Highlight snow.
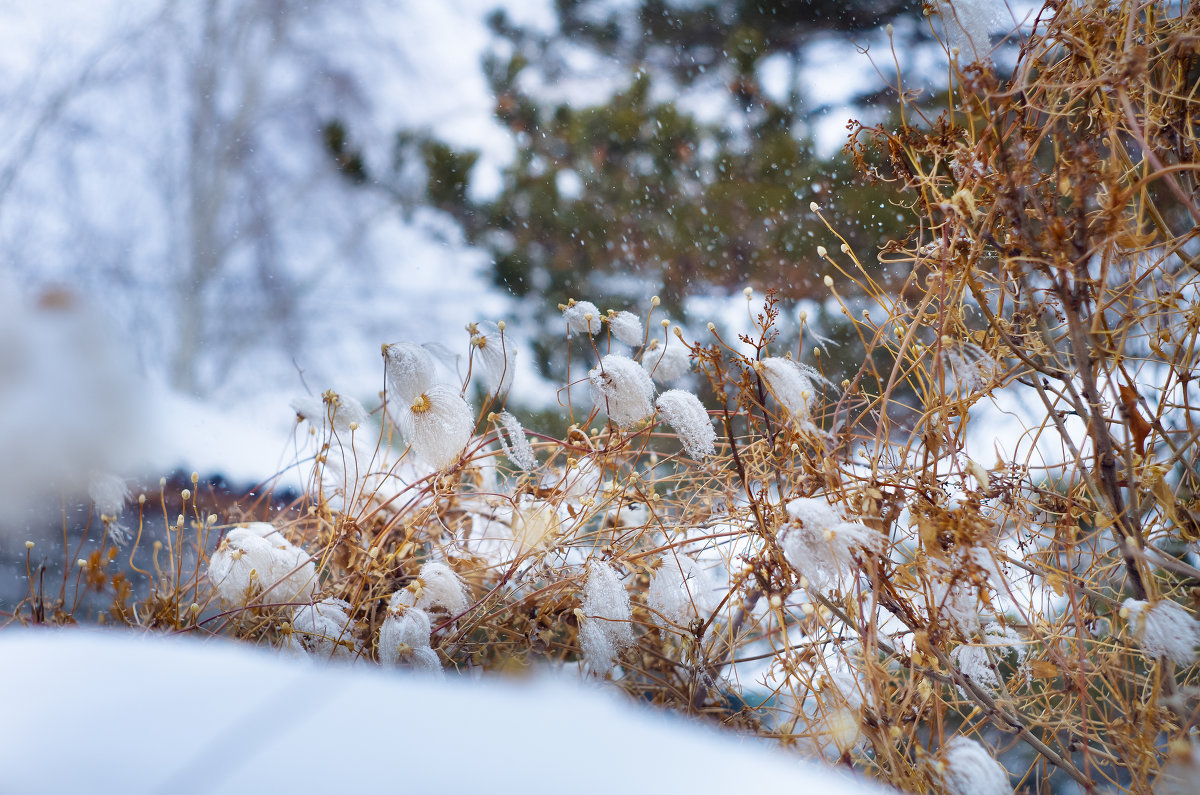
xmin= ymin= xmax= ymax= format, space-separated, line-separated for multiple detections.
xmin=0 ymin=629 xmax=888 ymax=794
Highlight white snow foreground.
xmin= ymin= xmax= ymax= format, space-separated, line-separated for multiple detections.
xmin=0 ymin=631 xmax=891 ymax=795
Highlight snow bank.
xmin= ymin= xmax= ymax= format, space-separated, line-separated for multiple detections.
xmin=0 ymin=629 xmax=889 ymax=794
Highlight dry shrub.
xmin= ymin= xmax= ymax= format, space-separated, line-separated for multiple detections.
xmin=7 ymin=2 xmax=1199 ymax=792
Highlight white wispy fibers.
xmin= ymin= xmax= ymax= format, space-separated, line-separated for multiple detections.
xmin=292 ymin=390 xmax=376 ymax=505
xmin=383 ymin=341 xmax=438 ymax=404
xmin=589 ymin=354 xmax=655 ymax=427
xmin=391 ymin=560 xmax=469 ymax=619
xmin=471 ymin=320 xmax=517 ymax=395
xmin=393 ymin=383 xmax=475 ymax=470
xmin=939 ymin=339 xmax=999 ymax=393
xmin=496 ymin=410 xmax=537 ymax=470
xmin=756 ymin=357 xmax=823 ymax=427
xmin=655 ymin=389 xmax=715 ymax=460
xmin=933 ymin=0 xmax=1003 ymax=63
xmin=291 ymin=597 xmax=359 ymax=661
xmin=206 ymin=523 xmax=317 ymax=607
xmin=642 ymin=336 xmax=691 ymax=384
xmin=778 ymin=497 xmax=883 ymax=594
xmin=647 ymin=555 xmax=715 ymax=627
xmin=1122 ymin=599 xmax=1200 ymax=665
xmin=379 ymin=601 xmax=442 ymax=675
xmin=939 ymin=737 xmax=1013 ymax=795
xmin=562 ymin=300 xmax=601 ymax=336
xmin=510 ymin=496 xmax=566 ymax=553
xmin=87 ymin=472 xmax=129 ymax=518
xmin=949 ymin=624 xmax=1025 ymax=697
xmin=1155 ymin=739 xmax=1200 ymax=795
xmin=607 ymin=310 xmax=644 ymax=347
xmin=579 ymin=561 xmax=636 ymax=675
xmin=290 ymin=391 xmax=368 ymax=434
xmin=88 ymin=471 xmax=131 ymax=544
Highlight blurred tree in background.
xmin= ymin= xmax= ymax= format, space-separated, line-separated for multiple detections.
xmin=332 ymin=0 xmax=937 ymax=379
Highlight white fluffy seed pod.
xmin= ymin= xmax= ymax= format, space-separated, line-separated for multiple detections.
xmin=394 ymin=383 xmax=474 ymax=470
xmin=88 ymin=471 xmax=131 ymax=545
xmin=563 ymin=300 xmax=601 ymax=336
xmin=496 ymin=410 xmax=536 ymax=470
xmin=654 ymin=389 xmax=715 ymax=460
xmin=778 ymin=497 xmax=882 ymax=594
xmin=1122 ymin=599 xmax=1200 ymax=665
xmin=939 ymin=737 xmax=1013 ymax=795
xmin=383 ymin=342 xmax=438 ymax=404
xmin=757 ymin=357 xmax=822 ymax=422
xmin=642 ymin=337 xmax=690 ymax=383
xmin=291 ymin=391 xmax=368 ymax=434
xmin=391 ymin=561 xmax=470 ymax=619
xmin=579 ymin=561 xmax=636 ymax=675
xmin=291 ymin=598 xmax=358 ymax=661
xmin=472 ymin=321 xmax=517 ymax=395
xmin=379 ymin=602 xmax=443 ymax=676
xmin=88 ymin=472 xmax=129 ymax=518
xmin=647 ymin=555 xmax=714 ymax=628
xmin=589 ymin=354 xmax=655 ymax=427
xmin=511 ymin=496 xmax=566 ymax=553
xmin=607 ymin=310 xmax=644 ymax=347
xmin=934 ymin=0 xmax=1002 ymax=63
xmin=207 ymin=525 xmax=317 ymax=607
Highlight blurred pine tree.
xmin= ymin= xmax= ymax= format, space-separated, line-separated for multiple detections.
xmin=332 ymin=1 xmax=932 ymax=379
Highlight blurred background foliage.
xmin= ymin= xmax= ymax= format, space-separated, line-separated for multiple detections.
xmin=327 ymin=0 xmax=942 ymax=380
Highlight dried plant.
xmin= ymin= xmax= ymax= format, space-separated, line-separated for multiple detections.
xmin=6 ymin=2 xmax=1198 ymax=793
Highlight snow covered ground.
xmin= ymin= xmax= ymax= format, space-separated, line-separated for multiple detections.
xmin=0 ymin=629 xmax=888 ymax=794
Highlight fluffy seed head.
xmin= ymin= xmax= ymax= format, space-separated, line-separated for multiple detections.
xmin=391 ymin=561 xmax=469 ymax=618
xmin=779 ymin=497 xmax=882 ymax=594
xmin=496 ymin=410 xmax=536 ymax=470
xmin=934 ymin=0 xmax=1002 ymax=63
xmin=379 ymin=603 xmax=443 ymax=675
xmin=394 ymin=384 xmax=474 ymax=470
xmin=606 ymin=311 xmax=644 ymax=346
xmin=647 ymin=556 xmax=713 ymax=627
xmin=291 ymin=598 xmax=358 ymax=661
xmin=757 ymin=358 xmax=822 ymax=423
xmin=579 ymin=561 xmax=636 ymax=675
xmin=939 ymin=737 xmax=1013 ymax=795
xmin=207 ymin=525 xmax=317 ymax=607
xmin=642 ymin=336 xmax=691 ymax=384
xmin=563 ymin=300 xmax=601 ymax=336
xmin=383 ymin=342 xmax=437 ymax=404
xmin=1123 ymin=599 xmax=1200 ymax=665
xmin=88 ymin=472 xmax=129 ymax=518
xmin=472 ymin=320 xmax=517 ymax=394
xmin=291 ymin=391 xmax=368 ymax=435
xmin=655 ymin=389 xmax=715 ymax=459
xmin=589 ymin=354 xmax=655 ymax=427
